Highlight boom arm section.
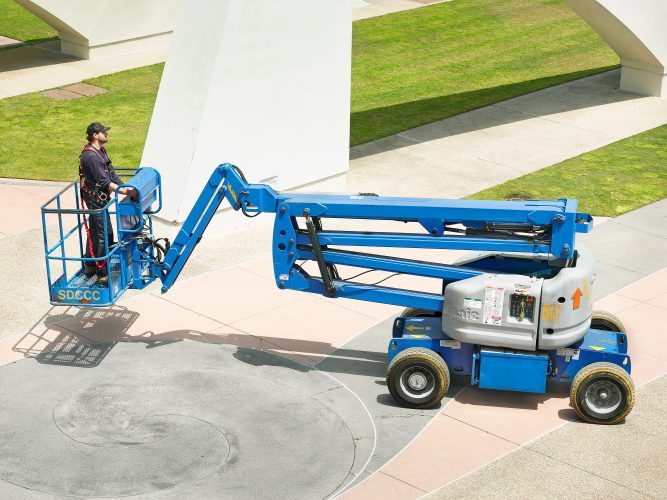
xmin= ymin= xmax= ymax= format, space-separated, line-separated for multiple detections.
xmin=158 ymin=164 xmax=279 ymax=292
xmin=158 ymin=164 xmax=593 ymax=314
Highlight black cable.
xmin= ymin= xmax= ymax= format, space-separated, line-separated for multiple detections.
xmin=229 ymin=169 xmax=260 ymax=218
xmin=344 ymin=268 xmax=376 ymax=281
xmin=136 ymin=232 xmax=171 ymax=265
xmin=241 ymin=202 xmax=260 ymax=218
xmin=369 ymin=272 xmax=401 ymax=286
xmin=153 ymin=241 xmax=166 ymax=262
xmin=231 ymin=164 xmax=249 ymax=183
xmin=342 ymin=267 xmax=402 ymax=285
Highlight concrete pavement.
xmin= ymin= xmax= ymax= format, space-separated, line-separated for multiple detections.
xmin=422 ymin=201 xmax=667 ymax=500
xmin=0 ymin=340 xmax=373 ymax=498
xmin=578 ymin=198 xmax=667 ymax=298
xmin=427 ymin=376 xmax=667 ymax=500
xmin=338 ymin=204 xmax=667 ymax=499
xmin=1 ymin=205 xmax=665 ymax=497
xmin=1 ymin=39 xmax=667 ymax=500
xmin=0 ymin=39 xmax=168 ymax=100
xmin=353 ymin=0 xmax=452 ymax=21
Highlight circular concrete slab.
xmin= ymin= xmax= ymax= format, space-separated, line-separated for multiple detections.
xmin=0 ymin=341 xmax=374 ymax=498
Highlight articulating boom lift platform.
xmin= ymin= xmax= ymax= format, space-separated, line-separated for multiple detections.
xmin=41 ymin=164 xmax=635 ymax=424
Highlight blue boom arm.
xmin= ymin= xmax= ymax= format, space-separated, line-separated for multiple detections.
xmin=157 ymin=163 xmax=593 ymax=313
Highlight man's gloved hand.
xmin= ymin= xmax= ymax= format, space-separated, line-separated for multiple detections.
xmin=115 ymin=185 xmax=139 ymax=200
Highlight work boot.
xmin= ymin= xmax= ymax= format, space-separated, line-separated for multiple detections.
xmin=96 ymin=274 xmax=109 ymax=286
xmin=84 ymin=264 xmax=97 ymax=276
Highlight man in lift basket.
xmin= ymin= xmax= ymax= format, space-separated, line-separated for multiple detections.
xmin=79 ymin=122 xmax=136 ymax=285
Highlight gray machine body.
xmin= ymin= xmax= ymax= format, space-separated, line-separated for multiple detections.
xmin=442 ymin=244 xmax=595 ymax=351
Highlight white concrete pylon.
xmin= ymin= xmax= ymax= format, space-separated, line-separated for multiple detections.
xmin=12 ymin=0 xmax=181 ymax=59
xmin=565 ymin=0 xmax=667 ymax=97
xmin=142 ymin=0 xmax=352 ymax=223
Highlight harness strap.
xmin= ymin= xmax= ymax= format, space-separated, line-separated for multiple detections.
xmin=79 ymin=146 xmax=108 ymax=191
xmin=82 ymin=145 xmax=106 ymax=162
xmin=79 ymin=146 xmax=109 ymax=272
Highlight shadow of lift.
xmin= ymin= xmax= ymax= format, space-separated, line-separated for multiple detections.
xmin=452 ymin=378 xmax=580 ymax=422
xmin=11 ymin=306 xmax=192 ymax=368
xmin=11 ymin=307 xmax=579 ymax=417
xmin=10 ymin=306 xmax=386 ymax=373
xmin=13 ymin=306 xmax=139 ymax=368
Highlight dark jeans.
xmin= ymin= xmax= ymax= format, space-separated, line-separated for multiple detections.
xmin=85 ymin=212 xmax=114 ymax=274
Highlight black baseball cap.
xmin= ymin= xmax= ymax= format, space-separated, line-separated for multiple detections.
xmin=86 ymin=122 xmax=110 ymax=136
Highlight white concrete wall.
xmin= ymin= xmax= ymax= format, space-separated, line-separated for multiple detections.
xmin=13 ymin=0 xmax=181 ymax=59
xmin=566 ymin=0 xmax=667 ymax=96
xmin=141 ymin=0 xmax=352 ymax=223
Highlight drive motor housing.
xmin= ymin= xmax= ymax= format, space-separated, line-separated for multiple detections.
xmin=442 ymin=244 xmax=595 ymax=351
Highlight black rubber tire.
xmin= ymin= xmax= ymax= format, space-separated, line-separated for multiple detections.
xmin=401 ymin=307 xmax=441 ymax=318
xmin=570 ymin=361 xmax=635 ymax=424
xmin=590 ymin=310 xmax=626 ymax=332
xmin=386 ymin=347 xmax=449 ymax=409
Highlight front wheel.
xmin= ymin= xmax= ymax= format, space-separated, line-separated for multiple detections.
xmin=387 ymin=347 xmax=449 ymax=409
xmin=570 ymin=362 xmax=635 ymax=424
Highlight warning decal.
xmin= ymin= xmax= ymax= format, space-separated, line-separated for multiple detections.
xmin=440 ymin=339 xmax=461 ymax=349
xmin=557 ymin=347 xmax=580 ymax=361
xmin=483 ymin=286 xmax=504 ymax=326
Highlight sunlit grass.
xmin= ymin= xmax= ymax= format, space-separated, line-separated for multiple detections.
xmin=468 ymin=124 xmax=667 ymax=216
xmin=0 ymin=0 xmax=56 ymax=43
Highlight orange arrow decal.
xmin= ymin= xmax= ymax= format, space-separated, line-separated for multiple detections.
xmin=572 ymin=288 xmax=583 ymax=310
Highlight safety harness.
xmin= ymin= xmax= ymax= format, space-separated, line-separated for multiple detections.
xmin=79 ymin=145 xmax=113 ymax=271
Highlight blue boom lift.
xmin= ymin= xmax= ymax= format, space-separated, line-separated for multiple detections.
xmin=41 ymin=164 xmax=635 ymax=424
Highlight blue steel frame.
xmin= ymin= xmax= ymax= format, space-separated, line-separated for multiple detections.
xmin=41 ymin=163 xmax=631 ymax=399
xmin=41 ymin=168 xmax=163 ymax=306
xmin=158 ymin=164 xmax=593 ymax=316
xmin=42 ymin=161 xmax=593 ymax=326
xmin=155 ymin=164 xmax=629 ymax=397
xmin=389 ymin=317 xmax=631 ymax=393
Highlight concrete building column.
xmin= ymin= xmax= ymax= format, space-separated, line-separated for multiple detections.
xmin=141 ymin=0 xmax=352 ymax=223
xmin=565 ymin=0 xmax=667 ymax=97
xmin=12 ymin=0 xmax=181 ymax=60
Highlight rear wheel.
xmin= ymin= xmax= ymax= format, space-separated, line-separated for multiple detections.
xmin=570 ymin=361 xmax=635 ymax=424
xmin=387 ymin=347 xmax=449 ymax=409
xmin=401 ymin=307 xmax=440 ymax=318
xmin=590 ymin=310 xmax=625 ymax=332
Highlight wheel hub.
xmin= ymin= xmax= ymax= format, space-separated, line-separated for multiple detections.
xmin=585 ymin=380 xmax=622 ymax=414
xmin=398 ymin=366 xmax=436 ymax=401
xmin=407 ymin=372 xmax=428 ymax=391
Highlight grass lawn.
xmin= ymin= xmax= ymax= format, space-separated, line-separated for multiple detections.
xmin=351 ymin=0 xmax=618 ymax=145
xmin=1 ymin=0 xmax=619 ymax=182
xmin=468 ymin=124 xmax=667 ymax=216
xmin=0 ymin=65 xmax=162 ymax=181
xmin=0 ymin=0 xmax=56 ymax=43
